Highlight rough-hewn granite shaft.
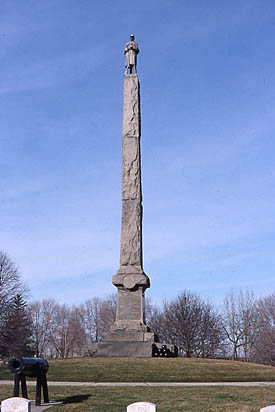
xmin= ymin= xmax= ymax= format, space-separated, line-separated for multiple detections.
xmin=111 ymin=73 xmax=151 ymax=335
xmin=120 ymin=74 xmax=142 ymax=268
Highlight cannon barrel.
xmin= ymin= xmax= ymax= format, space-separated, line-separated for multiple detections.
xmin=8 ymin=357 xmax=49 ymax=378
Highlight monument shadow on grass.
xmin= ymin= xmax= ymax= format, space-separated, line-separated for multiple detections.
xmin=56 ymin=394 xmax=91 ymax=404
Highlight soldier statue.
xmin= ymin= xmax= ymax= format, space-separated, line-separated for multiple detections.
xmin=124 ymin=34 xmax=139 ymax=74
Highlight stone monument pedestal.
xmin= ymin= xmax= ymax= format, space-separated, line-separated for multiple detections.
xmin=97 ymin=266 xmax=158 ymax=357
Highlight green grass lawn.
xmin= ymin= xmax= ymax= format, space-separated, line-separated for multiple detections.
xmin=1 ymin=384 xmax=275 ymax=412
xmin=1 ymin=358 xmax=275 ymax=382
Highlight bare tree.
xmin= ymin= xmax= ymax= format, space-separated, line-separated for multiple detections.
xmin=29 ymin=294 xmax=116 ymax=358
xmin=99 ymin=294 xmax=116 ymax=335
xmin=0 ymin=251 xmax=28 ymax=316
xmin=251 ymin=293 xmax=275 ymax=365
xmin=147 ymin=291 xmax=223 ymax=357
xmin=82 ymin=297 xmax=102 ymax=342
xmin=170 ymin=291 xmax=223 ymax=357
xmin=48 ymin=302 xmax=86 ymax=358
xmin=67 ymin=306 xmax=87 ymax=356
xmin=29 ymin=299 xmax=56 ymax=357
xmin=82 ymin=294 xmax=116 ymax=342
xmin=145 ymin=297 xmax=168 ymax=342
xmin=197 ymin=300 xmax=224 ymax=358
xmin=144 ymin=297 xmax=159 ymax=329
xmin=221 ymin=289 xmax=256 ymax=360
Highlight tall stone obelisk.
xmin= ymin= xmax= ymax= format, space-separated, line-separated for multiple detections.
xmin=98 ymin=35 xmax=156 ymax=357
xmin=112 ymin=41 xmax=152 ymax=336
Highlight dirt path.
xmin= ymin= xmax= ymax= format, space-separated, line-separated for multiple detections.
xmin=1 ymin=381 xmax=275 ymax=387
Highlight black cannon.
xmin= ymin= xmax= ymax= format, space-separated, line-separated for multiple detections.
xmin=8 ymin=357 xmax=49 ymax=406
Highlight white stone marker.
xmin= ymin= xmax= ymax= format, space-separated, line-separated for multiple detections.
xmin=1 ymin=397 xmax=31 ymax=412
xmin=260 ymin=406 xmax=275 ymax=412
xmin=127 ymin=402 xmax=157 ymax=412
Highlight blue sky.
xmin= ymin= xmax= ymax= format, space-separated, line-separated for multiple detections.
xmin=1 ymin=0 xmax=275 ymax=306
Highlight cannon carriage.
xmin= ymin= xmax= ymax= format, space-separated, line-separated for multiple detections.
xmin=8 ymin=357 xmax=49 ymax=406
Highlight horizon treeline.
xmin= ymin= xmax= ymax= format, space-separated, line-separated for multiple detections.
xmin=1 ymin=251 xmax=274 ymax=365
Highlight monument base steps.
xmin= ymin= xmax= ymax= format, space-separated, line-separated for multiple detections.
xmin=97 ymin=341 xmax=153 ymax=357
xmin=102 ymin=330 xmax=157 ymax=342
xmin=88 ymin=341 xmax=176 ymax=358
